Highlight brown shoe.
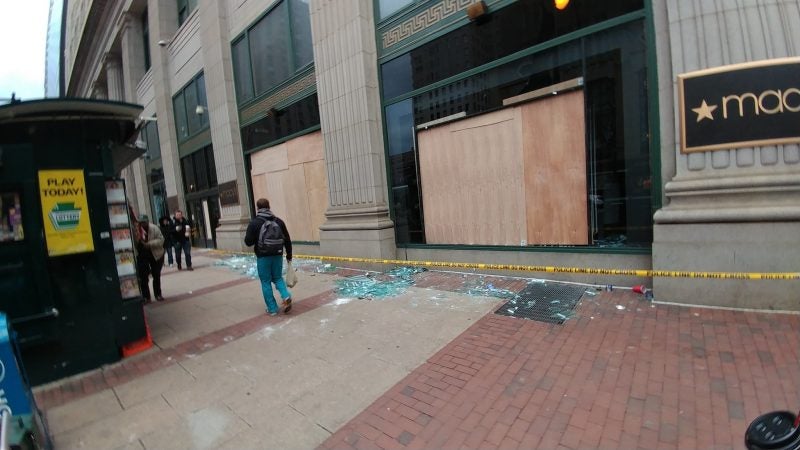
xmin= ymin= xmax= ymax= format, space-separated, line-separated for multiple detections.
xmin=283 ymin=298 xmax=292 ymax=314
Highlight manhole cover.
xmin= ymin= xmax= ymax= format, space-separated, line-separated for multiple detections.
xmin=495 ymin=282 xmax=586 ymax=324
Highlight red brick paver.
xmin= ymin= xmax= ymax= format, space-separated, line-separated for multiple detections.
xmin=321 ymin=289 xmax=800 ymax=449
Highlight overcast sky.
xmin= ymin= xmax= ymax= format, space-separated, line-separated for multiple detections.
xmin=0 ymin=1 xmax=50 ymax=102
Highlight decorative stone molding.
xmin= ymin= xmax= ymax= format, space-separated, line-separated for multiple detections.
xmin=381 ymin=0 xmax=479 ymax=50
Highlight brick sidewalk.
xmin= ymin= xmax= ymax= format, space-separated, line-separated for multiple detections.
xmin=321 ymin=286 xmax=800 ymax=449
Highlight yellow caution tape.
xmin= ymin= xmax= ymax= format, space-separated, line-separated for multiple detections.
xmin=294 ymin=254 xmax=800 ymax=281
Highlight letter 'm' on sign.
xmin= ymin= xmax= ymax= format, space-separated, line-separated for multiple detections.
xmin=678 ymin=57 xmax=800 ymax=153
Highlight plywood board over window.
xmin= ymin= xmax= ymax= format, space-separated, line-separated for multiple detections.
xmin=249 ymin=131 xmax=328 ymax=241
xmin=417 ymin=89 xmax=588 ymax=246
xmin=521 ymin=90 xmax=588 ymax=245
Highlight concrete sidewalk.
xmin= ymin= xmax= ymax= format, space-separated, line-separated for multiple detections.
xmin=34 ymin=250 xmax=800 ymax=449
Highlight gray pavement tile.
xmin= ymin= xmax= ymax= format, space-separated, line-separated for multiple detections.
xmin=217 ymin=404 xmax=330 ymax=450
xmin=222 ymin=383 xmax=286 ymax=428
xmin=52 ymin=395 xmax=181 ymax=449
xmin=112 ymin=440 xmax=145 ymax=450
xmin=46 ymin=389 xmax=123 ymax=435
xmin=289 ymin=354 xmax=408 ymax=432
xmin=161 ymin=371 xmax=254 ymax=414
xmin=139 ymin=405 xmax=250 ymax=450
xmin=113 ymin=363 xmax=195 ymax=409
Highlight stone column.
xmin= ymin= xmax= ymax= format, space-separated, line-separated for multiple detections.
xmin=310 ymin=0 xmax=396 ymax=259
xmin=196 ymin=0 xmax=251 ymax=251
xmin=118 ymin=11 xmax=149 ymax=216
xmin=652 ymin=1 xmax=800 ymax=310
xmin=92 ymin=81 xmax=107 ymax=99
xmin=119 ymin=12 xmax=145 ymax=103
xmin=105 ymin=54 xmax=124 ymax=101
xmin=147 ymin=0 xmax=183 ymax=215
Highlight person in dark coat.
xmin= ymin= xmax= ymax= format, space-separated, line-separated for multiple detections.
xmin=171 ymin=210 xmax=193 ymax=270
xmin=244 ymin=198 xmax=292 ymax=316
xmin=159 ymin=215 xmax=174 ymax=267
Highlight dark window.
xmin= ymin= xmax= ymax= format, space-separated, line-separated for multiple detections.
xmin=173 ymin=91 xmax=188 ymax=140
xmin=145 ymin=121 xmax=161 ymax=160
xmin=177 ymin=0 xmax=197 ymax=27
xmin=206 ymin=146 xmax=217 ymax=187
xmin=232 ymin=0 xmax=315 ymax=102
xmin=177 ymin=0 xmax=187 ymax=25
xmin=185 ymin=78 xmax=201 ymax=135
xmin=193 ymin=150 xmax=209 ymax=192
xmin=290 ymin=0 xmax=313 ymax=68
xmin=142 ymin=8 xmax=150 ymax=71
xmin=384 ymin=19 xmax=651 ymax=247
xmin=380 ymin=0 xmax=643 ymax=100
xmin=385 ymin=99 xmax=423 ymax=243
xmin=232 ymin=38 xmax=254 ymax=102
xmin=181 ymin=156 xmax=196 ymax=193
xmin=149 ymin=168 xmax=167 ymax=218
xmin=249 ymin=2 xmax=291 ymax=94
xmin=241 ymin=94 xmax=321 ymax=152
xmin=172 ymin=73 xmax=209 ymax=142
xmin=196 ymin=73 xmax=208 ymax=128
xmin=0 ymin=191 xmax=24 ymax=243
xmin=180 ymin=145 xmax=217 ymax=194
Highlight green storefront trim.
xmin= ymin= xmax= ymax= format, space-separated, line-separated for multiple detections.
xmin=239 ymin=80 xmax=317 ymax=128
xmin=178 ymin=128 xmax=212 ymax=158
xmin=237 ymin=65 xmax=316 ymax=122
xmin=242 ymin=124 xmax=322 ymax=156
xmin=376 ymin=0 xmax=516 ymax=60
xmin=644 ymin=0 xmax=662 ymax=211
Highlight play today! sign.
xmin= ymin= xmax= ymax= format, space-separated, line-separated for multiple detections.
xmin=38 ymin=169 xmax=95 ymax=256
xmin=679 ymin=57 xmax=800 ymax=153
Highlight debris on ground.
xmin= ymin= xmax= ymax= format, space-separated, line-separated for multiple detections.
xmin=334 ymin=266 xmax=426 ymax=299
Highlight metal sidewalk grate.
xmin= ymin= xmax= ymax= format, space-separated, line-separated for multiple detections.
xmin=494 ymin=282 xmax=586 ymax=324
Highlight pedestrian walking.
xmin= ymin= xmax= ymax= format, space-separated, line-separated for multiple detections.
xmin=172 ymin=210 xmax=193 ymax=271
xmin=244 ymin=198 xmax=293 ymax=316
xmin=158 ymin=215 xmax=174 ymax=267
xmin=134 ymin=214 xmax=165 ymax=302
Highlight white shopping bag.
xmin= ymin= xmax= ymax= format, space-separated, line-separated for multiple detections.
xmin=285 ymin=260 xmax=298 ymax=287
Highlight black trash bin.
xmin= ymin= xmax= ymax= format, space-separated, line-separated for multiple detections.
xmin=745 ymin=410 xmax=800 ymax=450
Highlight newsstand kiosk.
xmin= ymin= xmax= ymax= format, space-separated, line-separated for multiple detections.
xmin=0 ymin=99 xmax=149 ymax=389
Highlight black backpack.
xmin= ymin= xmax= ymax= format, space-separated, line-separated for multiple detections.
xmin=256 ymin=217 xmax=284 ymax=255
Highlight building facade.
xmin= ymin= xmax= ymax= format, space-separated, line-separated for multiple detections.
xmin=45 ymin=0 xmax=65 ymax=97
xmin=63 ymin=0 xmax=800 ymax=310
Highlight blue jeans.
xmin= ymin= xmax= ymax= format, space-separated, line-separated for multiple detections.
xmin=256 ymin=255 xmax=291 ymax=313
xmin=174 ymin=240 xmax=192 ymax=268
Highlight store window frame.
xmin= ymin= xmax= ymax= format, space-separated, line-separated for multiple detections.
xmin=172 ymin=72 xmax=209 ymax=144
xmin=379 ymin=9 xmax=657 ymax=253
xmin=230 ymin=0 xmax=314 ymax=106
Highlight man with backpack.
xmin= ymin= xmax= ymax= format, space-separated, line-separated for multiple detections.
xmin=244 ymin=198 xmax=293 ymax=316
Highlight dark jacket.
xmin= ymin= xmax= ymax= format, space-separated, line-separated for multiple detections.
xmin=244 ymin=208 xmax=292 ymax=260
xmin=172 ymin=217 xmax=192 ymax=244
xmin=158 ymin=216 xmax=174 ymax=247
